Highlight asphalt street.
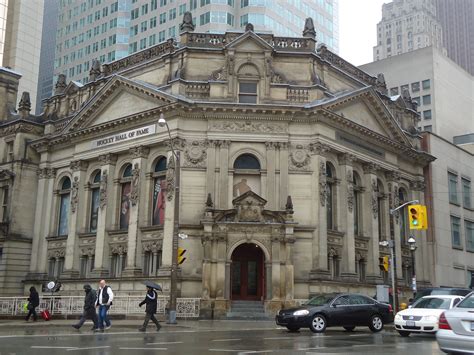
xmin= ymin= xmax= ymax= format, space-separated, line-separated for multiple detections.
xmin=0 ymin=320 xmax=444 ymax=355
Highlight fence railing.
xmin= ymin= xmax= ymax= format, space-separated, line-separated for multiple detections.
xmin=0 ymin=296 xmax=201 ymax=318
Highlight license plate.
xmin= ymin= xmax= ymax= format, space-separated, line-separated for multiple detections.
xmin=471 ymin=322 xmax=474 ymax=331
xmin=406 ymin=321 xmax=415 ymax=327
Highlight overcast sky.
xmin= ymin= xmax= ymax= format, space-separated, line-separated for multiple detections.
xmin=338 ymin=0 xmax=387 ymax=66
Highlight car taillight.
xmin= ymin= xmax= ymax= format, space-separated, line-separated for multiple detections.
xmin=388 ymin=304 xmax=393 ymax=313
xmin=438 ymin=312 xmax=451 ymax=330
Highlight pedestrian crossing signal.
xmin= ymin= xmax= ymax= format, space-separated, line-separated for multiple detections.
xmin=177 ymin=247 xmax=186 ymax=265
xmin=408 ymin=204 xmax=428 ymax=230
xmin=379 ymin=256 xmax=389 ymax=272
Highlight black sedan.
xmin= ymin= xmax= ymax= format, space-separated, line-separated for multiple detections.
xmin=276 ymin=293 xmax=393 ymax=333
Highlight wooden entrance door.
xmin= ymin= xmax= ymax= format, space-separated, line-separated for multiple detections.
xmin=231 ymin=243 xmax=264 ymax=300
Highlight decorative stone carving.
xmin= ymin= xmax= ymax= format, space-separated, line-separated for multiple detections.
xmin=184 ymin=140 xmax=207 ymax=168
xmin=303 ymin=17 xmax=316 ymax=38
xmin=47 ymin=248 xmax=66 ymax=259
xmin=386 ymin=171 xmax=401 ymax=183
xmin=338 ymin=153 xmax=356 ymax=166
xmin=130 ymin=163 xmax=140 ymax=206
xmin=98 ymin=153 xmax=118 ymax=165
xmin=70 ymin=160 xmax=88 ymax=171
xmin=89 ymin=59 xmax=101 ymax=81
xmin=347 ymin=169 xmax=354 ymax=212
xmin=179 ymin=11 xmax=195 ymax=33
xmin=70 ymin=176 xmax=79 ymax=213
xmin=205 ymin=193 xmax=213 ymax=208
xmin=410 ymin=179 xmax=425 ymax=191
xmin=142 ymin=240 xmax=163 ymax=253
xmin=245 ymin=23 xmax=254 ymax=32
xmin=0 ymin=169 xmax=14 ymax=181
xmin=309 ymin=141 xmax=331 ymax=156
xmin=376 ymin=73 xmax=388 ymax=95
xmin=110 ymin=244 xmax=127 ymax=255
xmin=363 ymin=162 xmax=379 ymax=174
xmin=210 ymin=121 xmax=287 ymax=134
xmin=289 ymin=144 xmax=311 ymax=171
xmin=285 ymin=195 xmax=294 ymax=211
xmin=371 ymin=178 xmax=378 ymax=219
xmin=37 ymin=167 xmax=56 ymax=179
xmin=166 ymin=156 xmax=176 ymax=201
xmin=99 ymin=170 xmax=108 ymax=209
xmin=55 ymin=74 xmax=67 ymax=95
xmin=129 ymin=146 xmax=150 ymax=159
xmin=18 ymin=92 xmax=31 ymax=114
xmin=80 ymin=247 xmax=95 ymax=257
xmin=265 ymin=57 xmax=288 ymax=83
xmin=319 ymin=161 xmax=327 ymax=206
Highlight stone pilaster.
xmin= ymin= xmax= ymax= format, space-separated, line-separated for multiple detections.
xmin=265 ymin=142 xmax=277 ymax=210
xmin=92 ymin=153 xmax=117 ymax=277
xmin=206 ymin=141 xmax=217 ymax=204
xmin=218 ymin=140 xmax=230 ymax=209
xmin=279 ymin=142 xmax=289 ymax=210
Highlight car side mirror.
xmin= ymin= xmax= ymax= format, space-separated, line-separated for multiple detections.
xmin=332 ymin=303 xmax=338 ymax=308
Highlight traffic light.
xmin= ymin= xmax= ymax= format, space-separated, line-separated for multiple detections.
xmin=408 ymin=204 xmax=428 ymax=230
xmin=379 ymin=256 xmax=389 ymax=272
xmin=177 ymin=247 xmax=186 ymax=265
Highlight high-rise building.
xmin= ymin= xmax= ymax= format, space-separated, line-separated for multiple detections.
xmin=435 ymin=0 xmax=474 ymax=75
xmin=373 ymin=0 xmax=443 ymax=61
xmin=54 ymin=0 xmax=339 ymax=85
xmin=36 ymin=0 xmax=60 ymax=114
xmin=0 ymin=0 xmax=44 ymax=111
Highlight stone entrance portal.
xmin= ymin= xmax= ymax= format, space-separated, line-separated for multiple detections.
xmin=231 ymin=243 xmax=265 ymax=300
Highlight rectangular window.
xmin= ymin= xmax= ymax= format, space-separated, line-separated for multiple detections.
xmin=411 ymin=82 xmax=420 ymax=92
xmin=451 ymin=216 xmax=461 ymax=248
xmin=462 ymin=178 xmax=471 ymax=209
xmin=239 ymin=82 xmax=257 ymax=103
xmin=449 ymin=172 xmax=458 ymax=204
xmin=179 ymin=3 xmax=186 ymax=15
xmin=141 ymin=4 xmax=148 ymax=15
xmin=149 ymin=34 xmax=156 ymax=46
xmin=1 ymin=187 xmax=9 ymax=222
xmin=5 ymin=141 xmax=13 ymax=162
xmin=140 ymin=38 xmax=147 ymax=49
xmin=159 ymin=12 xmax=166 ymax=24
xmin=160 ymin=0 xmax=167 ymax=6
xmin=151 ymin=0 xmax=158 ymax=10
xmin=169 ymin=26 xmax=176 ymax=38
xmin=141 ymin=20 xmax=147 ymax=32
xmin=169 ymin=7 xmax=176 ymax=20
xmin=158 ymin=30 xmax=166 ymax=42
xmin=131 ymin=8 xmax=139 ymax=19
xmin=201 ymin=0 xmax=210 ymax=6
xmin=422 ymin=79 xmax=430 ymax=90
xmin=150 ymin=17 xmax=157 ymax=28
xmin=190 ymin=0 xmax=197 ymax=10
xmin=422 ymin=94 xmax=431 ymax=105
xmin=200 ymin=11 xmax=210 ymax=25
xmin=423 ymin=125 xmax=432 ymax=132
xmin=423 ymin=110 xmax=432 ymax=119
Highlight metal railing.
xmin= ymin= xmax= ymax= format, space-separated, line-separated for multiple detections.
xmin=0 ymin=296 xmax=201 ymax=318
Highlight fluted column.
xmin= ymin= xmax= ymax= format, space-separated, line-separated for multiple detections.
xmin=363 ymin=162 xmax=383 ymax=284
xmin=63 ymin=160 xmax=88 ymax=278
xmin=92 ymin=153 xmax=117 ymax=277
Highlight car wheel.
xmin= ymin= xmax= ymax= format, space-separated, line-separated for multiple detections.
xmin=397 ymin=330 xmax=410 ymax=337
xmin=368 ymin=314 xmax=384 ymax=332
xmin=343 ymin=326 xmax=356 ymax=332
xmin=286 ymin=325 xmax=300 ymax=332
xmin=309 ymin=314 xmax=327 ymax=333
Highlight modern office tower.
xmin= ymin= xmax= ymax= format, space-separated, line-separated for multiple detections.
xmin=0 ymin=0 xmax=44 ymax=111
xmin=373 ymin=0 xmax=443 ymax=61
xmin=435 ymin=0 xmax=474 ymax=75
xmin=54 ymin=0 xmax=339 ymax=84
xmin=36 ymin=0 xmax=60 ymax=114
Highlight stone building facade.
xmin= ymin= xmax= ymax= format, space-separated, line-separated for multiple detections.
xmin=0 ymin=16 xmax=434 ymax=315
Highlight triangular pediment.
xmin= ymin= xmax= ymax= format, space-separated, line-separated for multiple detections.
xmin=232 ymin=190 xmax=267 ymax=207
xmin=323 ymin=88 xmax=411 ymax=146
xmin=62 ymin=76 xmax=177 ymax=133
xmin=225 ymin=31 xmax=274 ymax=52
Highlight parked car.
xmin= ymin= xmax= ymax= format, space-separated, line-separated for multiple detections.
xmin=413 ymin=287 xmax=471 ymax=303
xmin=394 ymin=295 xmax=464 ymax=337
xmin=276 ymin=293 xmax=393 ymax=333
xmin=436 ymin=292 xmax=474 ymax=354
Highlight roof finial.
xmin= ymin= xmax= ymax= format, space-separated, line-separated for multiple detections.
xmin=55 ymin=74 xmax=67 ymax=95
xmin=303 ymin=17 xmax=316 ymax=38
xmin=18 ymin=91 xmax=31 ymax=116
xmin=89 ymin=59 xmax=102 ymax=81
xmin=245 ymin=23 xmax=254 ymax=32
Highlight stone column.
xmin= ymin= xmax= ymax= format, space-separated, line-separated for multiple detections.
xmin=309 ymin=142 xmax=331 ymax=279
xmin=206 ymin=141 xmax=217 ymax=202
xmin=271 ymin=236 xmax=281 ymax=300
xmin=265 ymin=142 xmax=277 ymax=210
xmin=363 ymin=163 xmax=382 ymax=284
xmin=92 ymin=153 xmax=117 ymax=277
xmin=338 ymin=153 xmax=357 ymax=281
xmin=123 ymin=146 xmax=149 ymax=276
xmin=28 ymin=167 xmax=56 ymax=278
xmin=279 ymin=142 xmax=289 ymax=210
xmin=63 ymin=160 xmax=88 ymax=278
xmin=387 ymin=172 xmax=403 ymax=279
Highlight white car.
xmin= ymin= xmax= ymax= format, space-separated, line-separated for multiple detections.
xmin=437 ymin=292 xmax=474 ymax=354
xmin=394 ymin=295 xmax=464 ymax=336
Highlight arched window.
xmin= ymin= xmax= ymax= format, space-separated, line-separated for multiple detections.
xmin=57 ymin=177 xmax=71 ymax=236
xmin=152 ymin=157 xmax=167 ymax=226
xmin=233 ymin=153 xmax=261 ymax=197
xmin=89 ymin=170 xmax=101 ymax=233
xmin=376 ymin=179 xmax=385 ymax=240
xmin=353 ymin=172 xmax=362 ymax=236
xmin=399 ymin=188 xmax=408 ymax=245
xmin=326 ymin=162 xmax=336 ymax=230
xmin=119 ymin=164 xmax=132 ymax=230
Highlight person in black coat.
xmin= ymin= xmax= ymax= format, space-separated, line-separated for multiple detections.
xmin=138 ymin=286 xmax=161 ymax=332
xmin=25 ymin=286 xmax=39 ymax=321
xmin=72 ymin=284 xmax=99 ymax=331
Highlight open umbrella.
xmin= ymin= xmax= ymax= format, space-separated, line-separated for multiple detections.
xmin=143 ymin=280 xmax=162 ymax=292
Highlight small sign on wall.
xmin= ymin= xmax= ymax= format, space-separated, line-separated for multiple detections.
xmin=91 ymin=124 xmax=156 ymax=149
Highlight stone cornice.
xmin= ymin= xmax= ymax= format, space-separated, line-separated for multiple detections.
xmin=0 ymin=120 xmax=44 ymax=137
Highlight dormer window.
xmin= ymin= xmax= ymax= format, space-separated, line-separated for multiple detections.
xmin=239 ymin=82 xmax=257 ymax=104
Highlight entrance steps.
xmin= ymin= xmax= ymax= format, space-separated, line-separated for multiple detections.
xmin=226 ymin=301 xmax=271 ymax=320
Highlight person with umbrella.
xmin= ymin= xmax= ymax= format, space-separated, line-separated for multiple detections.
xmin=138 ymin=281 xmax=162 ymax=332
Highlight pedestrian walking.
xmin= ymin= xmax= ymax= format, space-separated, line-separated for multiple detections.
xmin=72 ymin=284 xmax=99 ymax=331
xmin=95 ymin=279 xmax=114 ymax=331
xmin=138 ymin=286 xmax=161 ymax=332
xmin=25 ymin=286 xmax=39 ymax=322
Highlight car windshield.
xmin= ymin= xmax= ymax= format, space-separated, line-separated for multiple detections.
xmin=456 ymin=294 xmax=474 ymax=309
xmin=412 ymin=297 xmax=451 ymax=309
xmin=305 ymin=294 xmax=335 ymax=306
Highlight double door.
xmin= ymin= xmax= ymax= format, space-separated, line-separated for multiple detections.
xmin=231 ymin=243 xmax=264 ymax=300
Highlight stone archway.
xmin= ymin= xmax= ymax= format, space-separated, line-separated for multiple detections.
xmin=230 ymin=243 xmax=265 ymax=301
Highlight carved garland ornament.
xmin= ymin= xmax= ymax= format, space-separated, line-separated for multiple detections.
xmin=71 ymin=176 xmax=79 ymax=213
xmin=289 ymin=145 xmax=311 ymax=170
xmin=371 ymin=178 xmax=378 ymax=219
xmin=319 ymin=161 xmax=327 ymax=207
xmin=130 ymin=163 xmax=140 ymax=206
xmin=166 ymin=156 xmax=176 ymax=201
xmin=347 ymin=169 xmax=354 ymax=212
xmin=99 ymin=170 xmax=108 ymax=209
xmin=184 ymin=140 xmax=207 ymax=167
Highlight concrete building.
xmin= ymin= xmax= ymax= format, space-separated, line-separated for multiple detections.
xmin=54 ymin=0 xmax=338 ymax=85
xmin=373 ymin=0 xmax=443 ymax=61
xmin=0 ymin=0 xmax=44 ymax=112
xmin=436 ymin=0 xmax=474 ymax=76
xmin=36 ymin=0 xmax=60 ymax=114
xmin=0 ymin=17 xmax=433 ymax=317
xmin=422 ymin=132 xmax=474 ymax=288
xmin=360 ymin=46 xmax=474 ymax=142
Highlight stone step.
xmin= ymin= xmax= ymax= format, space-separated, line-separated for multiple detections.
xmin=230 ymin=304 xmax=265 ymax=310
xmin=226 ymin=312 xmax=272 ymax=320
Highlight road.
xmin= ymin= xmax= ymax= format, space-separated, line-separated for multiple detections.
xmin=0 ymin=320 xmax=444 ymax=354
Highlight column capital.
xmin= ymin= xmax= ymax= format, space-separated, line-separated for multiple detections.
xmin=337 ymin=153 xmax=357 ymax=165
xmin=309 ymin=141 xmax=331 ymax=156
xmin=409 ymin=179 xmax=425 ymax=191
xmin=385 ymin=170 xmax=401 ymax=182
xmin=70 ymin=159 xmax=88 ymax=172
xmin=37 ymin=167 xmax=56 ymax=179
xmin=98 ymin=153 xmax=118 ymax=165
xmin=129 ymin=145 xmax=150 ymax=159
xmin=362 ymin=162 xmax=380 ymax=174
xmin=265 ymin=141 xmax=278 ymax=150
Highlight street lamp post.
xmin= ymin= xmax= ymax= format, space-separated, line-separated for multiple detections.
xmin=407 ymin=236 xmax=417 ymax=299
xmin=158 ymin=113 xmax=179 ymax=325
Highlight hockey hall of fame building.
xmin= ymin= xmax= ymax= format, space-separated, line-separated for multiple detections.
xmin=0 ymin=15 xmax=434 ymax=317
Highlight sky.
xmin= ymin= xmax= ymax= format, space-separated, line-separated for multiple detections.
xmin=338 ymin=0 xmax=387 ymax=66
